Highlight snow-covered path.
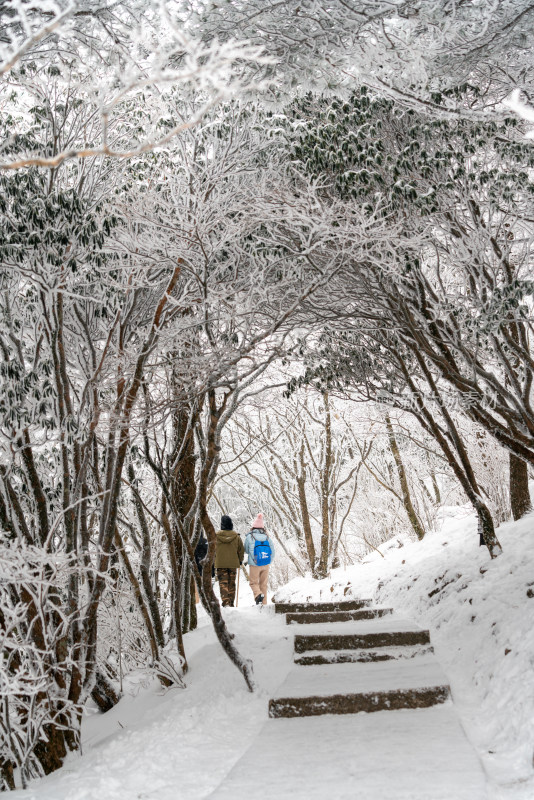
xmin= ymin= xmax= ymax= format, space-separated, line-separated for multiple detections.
xmin=12 ymin=598 xmax=487 ymax=800
xmin=211 ymin=602 xmax=487 ymax=799
xmin=210 ymin=707 xmax=486 ymax=800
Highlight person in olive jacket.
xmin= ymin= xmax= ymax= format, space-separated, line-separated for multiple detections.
xmin=215 ymin=515 xmax=244 ymax=607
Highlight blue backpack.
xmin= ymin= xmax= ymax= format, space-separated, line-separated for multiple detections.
xmin=253 ymin=534 xmax=272 ymax=566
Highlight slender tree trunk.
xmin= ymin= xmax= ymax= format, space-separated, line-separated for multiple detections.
xmin=170 ymin=388 xmax=198 ymax=634
xmin=504 ymin=314 xmax=532 ymax=521
xmin=317 ymin=392 xmax=333 ymax=578
xmin=296 ymin=443 xmax=316 ymax=574
xmin=198 ymin=503 xmax=255 ymax=692
xmin=161 ymin=508 xmax=188 ymax=670
xmin=145 ymin=386 xmax=254 ymax=691
xmin=509 ymin=453 xmax=531 ymax=520
xmin=114 ymin=527 xmax=173 ymax=687
xmin=189 ymin=573 xmax=198 ymax=629
xmin=127 ymin=462 xmax=165 ymax=648
xmin=429 ymin=457 xmax=441 ymax=504
xmin=83 ymin=265 xmax=182 ymax=701
xmin=113 ymin=528 xmax=159 ymax=664
xmin=385 ymin=415 xmax=425 ymax=541
xmin=180 ymin=560 xmax=192 ymax=634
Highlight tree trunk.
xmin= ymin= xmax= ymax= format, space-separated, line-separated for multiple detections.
xmin=472 ymin=498 xmax=499 ymax=555
xmin=91 ymin=669 xmax=120 ymax=712
xmin=385 ymin=415 xmax=425 ymax=541
xmin=430 ymin=466 xmax=441 ymax=504
xmin=509 ymin=452 xmax=531 ymax=520
xmin=113 ymin=528 xmax=161 ymax=667
xmin=127 ymin=461 xmax=165 ymax=648
xmin=83 ymin=265 xmax=182 ymax=703
xmin=170 ymin=394 xmax=198 ymax=634
xmin=0 ymin=757 xmax=15 ymax=791
xmin=317 ymin=392 xmax=333 ymax=578
xmin=161 ymin=508 xmax=188 ymax=671
xmin=189 ymin=573 xmax=198 ymax=629
xmin=296 ymin=443 xmax=316 ymax=574
xmin=199 ymin=506 xmax=255 ymax=692
xmin=33 ymin=724 xmax=68 ymax=778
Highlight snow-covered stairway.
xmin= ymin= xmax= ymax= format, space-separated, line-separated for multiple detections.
xmin=210 ymin=599 xmax=488 ymax=799
xmin=269 ymin=599 xmax=449 ymax=718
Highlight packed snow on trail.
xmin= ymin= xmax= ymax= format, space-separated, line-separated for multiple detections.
xmin=10 ymin=507 xmax=534 ymax=800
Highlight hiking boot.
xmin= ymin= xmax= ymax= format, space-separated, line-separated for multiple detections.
xmin=255 ymin=593 xmax=264 ymax=605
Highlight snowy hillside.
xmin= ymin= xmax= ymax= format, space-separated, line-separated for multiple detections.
xmin=9 ymin=507 xmax=533 ymax=800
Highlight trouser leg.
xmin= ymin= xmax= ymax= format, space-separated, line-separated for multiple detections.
xmin=227 ymin=569 xmax=236 ymax=605
xmin=259 ymin=565 xmax=269 ymax=604
xmin=217 ymin=568 xmax=236 ymax=606
xmin=248 ymin=565 xmax=261 ymax=599
xmin=217 ymin=568 xmax=229 ymax=606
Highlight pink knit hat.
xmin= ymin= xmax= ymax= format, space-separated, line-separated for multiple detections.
xmin=251 ymin=512 xmax=264 ymax=529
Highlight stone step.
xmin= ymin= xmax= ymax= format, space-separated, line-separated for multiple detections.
xmin=269 ymin=685 xmax=450 ymax=718
xmin=274 ymin=599 xmax=371 ymax=614
xmin=294 ymin=644 xmax=434 ymax=665
xmin=294 ymin=628 xmax=431 ymax=653
xmin=269 ymin=657 xmax=450 ymax=720
xmin=286 ymin=607 xmax=393 ymax=625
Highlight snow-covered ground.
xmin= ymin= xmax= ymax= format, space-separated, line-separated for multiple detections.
xmin=12 ymin=592 xmax=294 ymax=800
xmin=11 ymin=508 xmax=534 ymax=800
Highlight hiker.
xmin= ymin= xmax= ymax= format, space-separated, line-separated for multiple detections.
xmin=215 ymin=515 xmax=244 ymax=607
xmin=244 ymin=513 xmax=275 ymax=605
xmin=193 ymin=535 xmax=208 ymax=604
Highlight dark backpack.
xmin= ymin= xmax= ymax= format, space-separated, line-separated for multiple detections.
xmin=253 ymin=534 xmax=272 ymax=566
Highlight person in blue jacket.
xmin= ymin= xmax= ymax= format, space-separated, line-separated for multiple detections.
xmin=244 ymin=513 xmax=275 ymax=605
